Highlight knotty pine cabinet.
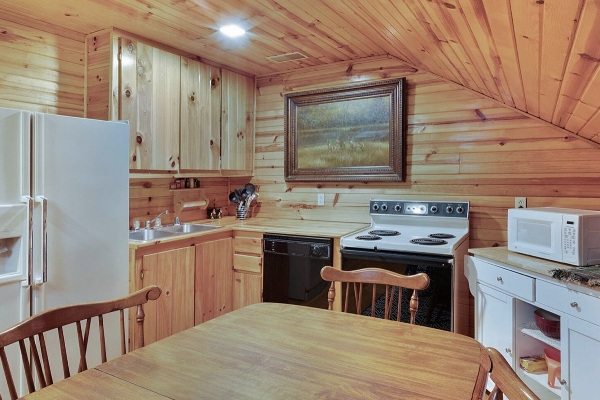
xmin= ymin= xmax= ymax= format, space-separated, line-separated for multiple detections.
xmin=85 ymin=29 xmax=255 ymax=175
xmin=132 ymin=246 xmax=195 ymax=348
xmin=232 ymin=230 xmax=263 ymax=310
xmin=221 ymin=70 xmax=255 ymax=173
xmin=180 ymin=58 xmax=221 ymax=171
xmin=194 ymin=237 xmax=233 ymax=324
xmin=119 ymin=37 xmax=181 ymax=172
xmin=129 ymin=230 xmax=234 ymax=350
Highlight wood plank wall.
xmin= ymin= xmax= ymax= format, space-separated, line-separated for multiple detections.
xmin=254 ymin=56 xmax=600 ymax=249
xmin=129 ymin=176 xmax=251 ymax=229
xmin=0 ymin=14 xmax=84 ymax=116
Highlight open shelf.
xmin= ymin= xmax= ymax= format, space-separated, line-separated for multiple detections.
xmin=520 ymin=322 xmax=560 ymax=349
xmin=518 ymin=368 xmax=561 ymax=399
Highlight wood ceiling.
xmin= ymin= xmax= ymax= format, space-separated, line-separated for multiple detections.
xmin=4 ymin=0 xmax=600 ymax=144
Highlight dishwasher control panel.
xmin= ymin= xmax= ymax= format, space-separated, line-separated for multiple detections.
xmin=263 ymin=234 xmax=332 ymax=259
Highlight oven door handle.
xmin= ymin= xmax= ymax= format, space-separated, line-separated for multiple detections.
xmin=340 ymin=248 xmax=453 ymax=268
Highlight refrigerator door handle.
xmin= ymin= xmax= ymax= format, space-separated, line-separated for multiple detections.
xmin=36 ymin=195 xmax=48 ymax=284
xmin=25 ymin=196 xmax=34 ymax=286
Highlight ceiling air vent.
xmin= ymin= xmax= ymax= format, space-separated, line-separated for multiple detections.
xmin=267 ymin=52 xmax=308 ymax=63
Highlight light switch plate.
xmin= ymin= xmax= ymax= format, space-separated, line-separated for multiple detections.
xmin=317 ymin=193 xmax=325 ymax=206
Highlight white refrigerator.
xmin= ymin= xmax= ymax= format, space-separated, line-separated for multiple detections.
xmin=0 ymin=107 xmax=129 ymax=397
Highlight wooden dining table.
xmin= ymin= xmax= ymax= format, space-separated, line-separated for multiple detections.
xmin=23 ymin=303 xmax=487 ymax=399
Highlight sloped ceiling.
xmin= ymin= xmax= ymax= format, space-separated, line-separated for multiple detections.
xmin=3 ymin=0 xmax=600 ymax=144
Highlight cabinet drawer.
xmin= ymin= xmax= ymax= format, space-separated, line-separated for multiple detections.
xmin=233 ymin=254 xmax=262 ymax=273
xmin=474 ymin=259 xmax=534 ymax=301
xmin=233 ymin=236 xmax=262 ymax=255
xmin=536 ymin=279 xmax=600 ymax=323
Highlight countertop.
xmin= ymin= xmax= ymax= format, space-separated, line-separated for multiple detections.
xmin=469 ymin=246 xmax=600 ymax=295
xmin=129 ymin=216 xmax=368 ymax=249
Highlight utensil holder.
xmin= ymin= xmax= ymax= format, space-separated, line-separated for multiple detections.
xmin=236 ymin=204 xmax=249 ymax=220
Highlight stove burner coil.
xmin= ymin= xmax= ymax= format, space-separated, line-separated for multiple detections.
xmin=428 ymin=233 xmax=455 ymax=239
xmin=355 ymin=235 xmax=382 ymax=241
xmin=368 ymin=230 xmax=400 ymax=236
xmin=410 ymin=238 xmax=448 ymax=245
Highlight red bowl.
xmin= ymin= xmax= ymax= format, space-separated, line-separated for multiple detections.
xmin=534 ymin=309 xmax=560 ymax=339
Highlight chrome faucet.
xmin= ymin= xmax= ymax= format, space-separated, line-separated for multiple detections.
xmin=146 ymin=210 xmax=168 ymax=229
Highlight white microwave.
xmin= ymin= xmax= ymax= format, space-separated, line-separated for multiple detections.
xmin=508 ymin=207 xmax=600 ymax=266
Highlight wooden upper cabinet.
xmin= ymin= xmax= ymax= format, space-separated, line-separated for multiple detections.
xmin=180 ymin=58 xmax=221 ymax=171
xmin=221 ymin=70 xmax=255 ymax=172
xmin=119 ymin=37 xmax=181 ymax=172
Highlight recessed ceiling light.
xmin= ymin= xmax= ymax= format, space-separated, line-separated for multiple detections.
xmin=219 ymin=24 xmax=246 ymax=38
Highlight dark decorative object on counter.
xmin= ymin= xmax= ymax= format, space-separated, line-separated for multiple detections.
xmin=550 ymin=266 xmax=600 ymax=287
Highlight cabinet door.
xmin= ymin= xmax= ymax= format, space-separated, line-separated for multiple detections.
xmin=563 ymin=317 xmax=600 ymax=399
xmin=221 ymin=69 xmax=254 ymax=171
xmin=140 ymin=247 xmax=195 ymax=346
xmin=120 ymin=37 xmax=180 ymax=171
xmin=180 ymin=58 xmax=221 ymax=170
xmin=233 ymin=272 xmax=262 ymax=310
xmin=195 ymin=237 xmax=233 ymax=324
xmin=475 ymin=284 xmax=514 ymax=391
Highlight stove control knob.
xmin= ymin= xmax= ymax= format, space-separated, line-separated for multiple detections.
xmin=430 ymin=205 xmax=438 ymax=214
xmin=445 ymin=205 xmax=454 ymax=214
xmin=394 ymin=204 xmax=402 ymax=212
xmin=372 ymin=203 xmax=380 ymax=211
xmin=456 ymin=206 xmax=464 ymax=214
xmin=381 ymin=203 xmax=388 ymax=212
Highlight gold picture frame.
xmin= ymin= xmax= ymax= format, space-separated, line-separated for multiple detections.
xmin=284 ymin=78 xmax=406 ymax=182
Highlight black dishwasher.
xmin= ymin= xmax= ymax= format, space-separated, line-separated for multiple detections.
xmin=263 ymin=234 xmax=332 ymax=309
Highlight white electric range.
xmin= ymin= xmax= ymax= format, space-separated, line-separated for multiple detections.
xmin=339 ymin=199 xmax=471 ymax=334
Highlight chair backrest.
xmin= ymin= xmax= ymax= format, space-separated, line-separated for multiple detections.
xmin=320 ymin=266 xmax=429 ymax=323
xmin=473 ymin=347 xmax=540 ymax=400
xmin=0 ymin=285 xmax=161 ymax=400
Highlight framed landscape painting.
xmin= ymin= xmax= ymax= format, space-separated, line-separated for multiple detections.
xmin=284 ymin=78 xmax=406 ymax=182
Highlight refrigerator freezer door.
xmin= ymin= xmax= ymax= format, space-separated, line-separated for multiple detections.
xmin=0 ymin=107 xmax=31 ymax=398
xmin=0 ymin=107 xmax=31 ymax=204
xmin=31 ymin=114 xmax=130 ymax=373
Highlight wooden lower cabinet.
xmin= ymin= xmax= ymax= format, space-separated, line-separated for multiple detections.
xmin=137 ymin=247 xmax=195 ymax=347
xmin=233 ymin=272 xmax=262 ymax=309
xmin=232 ymin=230 xmax=263 ymax=310
xmin=129 ymin=231 xmax=234 ymax=350
xmin=194 ymin=237 xmax=233 ymax=324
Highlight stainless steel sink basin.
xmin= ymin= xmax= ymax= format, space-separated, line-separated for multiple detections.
xmin=129 ymin=224 xmax=221 ymax=243
xmin=129 ymin=229 xmax=178 ymax=242
xmin=160 ymin=223 xmax=219 ymax=234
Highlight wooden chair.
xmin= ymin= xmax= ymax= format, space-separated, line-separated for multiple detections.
xmin=0 ymin=285 xmax=161 ymax=400
xmin=320 ymin=266 xmax=430 ymax=323
xmin=473 ymin=347 xmax=540 ymax=400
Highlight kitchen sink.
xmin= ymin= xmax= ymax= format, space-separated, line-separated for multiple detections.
xmin=129 ymin=229 xmax=178 ymax=242
xmin=129 ymin=224 xmax=220 ymax=242
xmin=160 ymin=223 xmax=220 ymax=234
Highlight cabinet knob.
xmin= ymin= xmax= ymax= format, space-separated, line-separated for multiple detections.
xmin=497 ymin=277 xmax=503 ymax=282
xmin=570 ymin=302 xmax=578 ymax=308
xmin=505 ymin=348 xmax=511 ymax=354
xmin=559 ymin=379 xmax=566 ymax=385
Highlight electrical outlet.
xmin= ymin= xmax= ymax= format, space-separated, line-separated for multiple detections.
xmin=515 ymin=197 xmax=527 ymax=209
xmin=317 ymin=193 xmax=325 ymax=206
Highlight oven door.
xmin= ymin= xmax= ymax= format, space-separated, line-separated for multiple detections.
xmin=341 ymin=248 xmax=454 ymax=331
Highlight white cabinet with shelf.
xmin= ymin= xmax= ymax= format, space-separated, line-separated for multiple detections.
xmin=466 ymin=254 xmax=600 ymax=400
xmin=476 ymin=283 xmax=514 ymax=382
